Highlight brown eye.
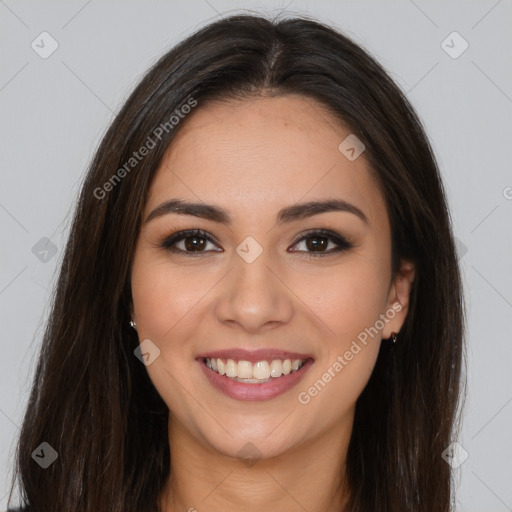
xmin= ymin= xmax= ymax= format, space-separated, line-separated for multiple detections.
xmin=289 ymin=230 xmax=353 ymax=257
xmin=183 ymin=235 xmax=207 ymax=251
xmin=160 ymin=229 xmax=222 ymax=256
xmin=304 ymin=235 xmax=329 ymax=252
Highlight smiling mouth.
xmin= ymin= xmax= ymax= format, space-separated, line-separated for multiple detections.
xmin=203 ymin=357 xmax=307 ymax=383
xmin=198 ymin=353 xmax=315 ymax=401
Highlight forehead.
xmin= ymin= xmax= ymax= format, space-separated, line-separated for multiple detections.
xmin=144 ymin=95 xmax=386 ymax=227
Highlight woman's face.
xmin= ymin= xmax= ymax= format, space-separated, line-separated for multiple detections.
xmin=130 ymin=95 xmax=414 ymax=460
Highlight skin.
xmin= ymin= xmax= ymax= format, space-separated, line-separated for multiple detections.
xmin=130 ymin=94 xmax=415 ymax=512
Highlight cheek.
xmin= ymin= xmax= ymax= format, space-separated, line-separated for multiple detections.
xmin=291 ymin=258 xmax=388 ymax=401
xmin=131 ymin=253 xmax=216 ymax=340
xmin=294 ymin=264 xmax=386 ymax=416
xmin=130 ymin=253 xmax=208 ymax=412
xmin=294 ymin=259 xmax=389 ymax=342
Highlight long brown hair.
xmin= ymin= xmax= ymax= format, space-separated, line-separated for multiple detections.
xmin=7 ymin=13 xmax=465 ymax=512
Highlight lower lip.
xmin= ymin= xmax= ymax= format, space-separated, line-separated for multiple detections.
xmin=197 ymin=358 xmax=314 ymax=401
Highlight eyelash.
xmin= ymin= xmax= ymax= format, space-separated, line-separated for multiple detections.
xmin=158 ymin=228 xmax=353 ymax=258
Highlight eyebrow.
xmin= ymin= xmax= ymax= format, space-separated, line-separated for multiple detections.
xmin=144 ymin=198 xmax=368 ymax=226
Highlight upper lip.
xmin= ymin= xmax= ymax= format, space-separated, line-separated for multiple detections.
xmin=196 ymin=348 xmax=314 ymax=363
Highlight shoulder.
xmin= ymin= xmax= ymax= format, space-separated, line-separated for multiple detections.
xmin=6 ymin=507 xmax=29 ymax=512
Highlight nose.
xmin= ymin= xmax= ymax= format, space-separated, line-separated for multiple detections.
xmin=214 ymin=249 xmax=294 ymax=334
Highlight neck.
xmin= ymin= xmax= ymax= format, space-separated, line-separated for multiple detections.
xmin=158 ymin=412 xmax=353 ymax=512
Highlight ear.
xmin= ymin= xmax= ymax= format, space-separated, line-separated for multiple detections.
xmin=381 ymin=259 xmax=416 ymax=339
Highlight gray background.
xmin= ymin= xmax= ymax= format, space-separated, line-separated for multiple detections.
xmin=1 ymin=0 xmax=511 ymax=510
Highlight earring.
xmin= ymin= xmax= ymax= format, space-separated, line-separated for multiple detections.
xmin=129 ymin=320 xmax=137 ymax=329
xmin=391 ymin=332 xmax=398 ymax=343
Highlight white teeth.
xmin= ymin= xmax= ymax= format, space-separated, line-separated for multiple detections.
xmin=204 ymin=357 xmax=306 ymax=380
xmin=269 ymin=360 xmax=282 ymax=377
xmin=253 ymin=361 xmax=270 ymax=379
xmin=225 ymin=359 xmax=237 ymax=378
xmin=237 ymin=360 xmax=253 ymax=379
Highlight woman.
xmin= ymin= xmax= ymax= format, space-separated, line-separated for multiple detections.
xmin=6 ymin=13 xmax=465 ymax=512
